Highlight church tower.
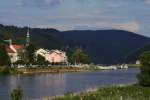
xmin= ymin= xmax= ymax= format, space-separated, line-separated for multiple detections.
xmin=26 ymin=27 xmax=30 ymax=47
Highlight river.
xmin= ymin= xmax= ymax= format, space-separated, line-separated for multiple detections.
xmin=0 ymin=68 xmax=139 ymax=100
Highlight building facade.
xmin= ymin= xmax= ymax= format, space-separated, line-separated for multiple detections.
xmin=5 ymin=44 xmax=25 ymax=63
xmin=47 ymin=50 xmax=67 ymax=63
xmin=35 ymin=49 xmax=68 ymax=64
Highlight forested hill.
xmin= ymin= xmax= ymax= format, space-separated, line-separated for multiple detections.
xmin=0 ymin=24 xmax=150 ymax=64
xmin=0 ymin=24 xmax=61 ymax=49
xmin=125 ymin=43 xmax=150 ymax=63
xmin=59 ymin=30 xmax=150 ymax=64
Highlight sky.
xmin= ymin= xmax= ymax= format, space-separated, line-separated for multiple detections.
xmin=0 ymin=0 xmax=150 ymax=37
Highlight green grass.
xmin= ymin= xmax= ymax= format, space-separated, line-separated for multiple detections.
xmin=51 ymin=85 xmax=150 ymax=100
xmin=0 ymin=67 xmax=22 ymax=74
xmin=128 ymin=64 xmax=141 ymax=68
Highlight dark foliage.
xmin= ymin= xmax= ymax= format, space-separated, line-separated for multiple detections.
xmin=26 ymin=44 xmax=36 ymax=64
xmin=0 ymin=45 xmax=10 ymax=66
xmin=11 ymin=85 xmax=23 ymax=100
xmin=0 ymin=67 xmax=10 ymax=74
xmin=125 ymin=43 xmax=150 ymax=63
xmin=0 ymin=67 xmax=19 ymax=74
xmin=138 ymin=51 xmax=150 ymax=87
xmin=70 ymin=48 xmax=90 ymax=64
xmin=36 ymin=54 xmax=48 ymax=65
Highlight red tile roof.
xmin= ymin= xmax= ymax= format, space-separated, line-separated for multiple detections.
xmin=11 ymin=44 xmax=24 ymax=49
xmin=5 ymin=46 xmax=15 ymax=53
xmin=5 ymin=44 xmax=24 ymax=53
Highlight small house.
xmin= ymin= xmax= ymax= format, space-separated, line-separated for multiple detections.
xmin=5 ymin=44 xmax=25 ymax=63
xmin=47 ymin=50 xmax=68 ymax=64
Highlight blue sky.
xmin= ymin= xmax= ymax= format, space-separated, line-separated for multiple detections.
xmin=0 ymin=0 xmax=150 ymax=37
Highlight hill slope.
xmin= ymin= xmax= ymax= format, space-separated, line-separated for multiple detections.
xmin=126 ymin=43 xmax=150 ymax=63
xmin=58 ymin=30 xmax=150 ymax=64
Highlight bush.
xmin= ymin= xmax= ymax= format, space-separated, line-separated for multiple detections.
xmin=0 ymin=67 xmax=20 ymax=74
xmin=70 ymin=48 xmax=90 ymax=64
xmin=0 ymin=45 xmax=10 ymax=66
xmin=137 ymin=51 xmax=150 ymax=87
xmin=11 ymin=85 xmax=23 ymax=100
xmin=0 ymin=67 xmax=10 ymax=74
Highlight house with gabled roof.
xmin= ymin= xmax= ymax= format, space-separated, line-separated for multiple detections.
xmin=5 ymin=44 xmax=25 ymax=63
xmin=4 ymin=27 xmax=29 ymax=64
xmin=47 ymin=49 xmax=68 ymax=64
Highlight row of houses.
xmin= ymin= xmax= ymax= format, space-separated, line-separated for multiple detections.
xmin=5 ymin=43 xmax=68 ymax=64
xmin=4 ymin=28 xmax=68 ymax=65
xmin=35 ymin=48 xmax=68 ymax=64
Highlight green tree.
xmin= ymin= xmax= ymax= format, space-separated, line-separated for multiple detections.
xmin=137 ymin=51 xmax=150 ymax=87
xmin=37 ymin=54 xmax=46 ymax=65
xmin=0 ymin=45 xmax=10 ymax=66
xmin=26 ymin=44 xmax=36 ymax=64
xmin=14 ymin=60 xmax=25 ymax=65
xmin=70 ymin=48 xmax=90 ymax=64
xmin=11 ymin=85 xmax=23 ymax=100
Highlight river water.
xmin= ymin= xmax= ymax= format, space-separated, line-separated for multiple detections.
xmin=0 ymin=68 xmax=139 ymax=100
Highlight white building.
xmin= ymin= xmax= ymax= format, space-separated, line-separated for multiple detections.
xmin=35 ymin=48 xmax=49 ymax=61
xmin=47 ymin=50 xmax=68 ymax=63
xmin=5 ymin=44 xmax=24 ymax=63
xmin=35 ymin=49 xmax=68 ymax=64
xmin=136 ymin=60 xmax=140 ymax=65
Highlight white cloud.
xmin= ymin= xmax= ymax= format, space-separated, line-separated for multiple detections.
xmin=113 ymin=21 xmax=140 ymax=32
xmin=21 ymin=0 xmax=63 ymax=7
xmin=144 ymin=0 xmax=150 ymax=4
xmin=44 ymin=0 xmax=63 ymax=5
xmin=75 ymin=21 xmax=140 ymax=33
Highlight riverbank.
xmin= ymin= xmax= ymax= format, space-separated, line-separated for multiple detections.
xmin=45 ymin=85 xmax=150 ymax=100
xmin=0 ymin=66 xmax=86 ymax=74
xmin=0 ymin=65 xmax=138 ymax=75
xmin=18 ymin=67 xmax=85 ymax=74
xmin=18 ymin=66 xmax=139 ymax=74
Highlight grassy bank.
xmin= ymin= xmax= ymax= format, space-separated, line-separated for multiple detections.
xmin=0 ymin=67 xmax=21 ymax=74
xmin=128 ymin=64 xmax=141 ymax=68
xmin=48 ymin=85 xmax=150 ymax=100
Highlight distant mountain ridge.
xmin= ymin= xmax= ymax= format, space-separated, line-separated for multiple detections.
xmin=58 ymin=30 xmax=150 ymax=64
xmin=0 ymin=24 xmax=150 ymax=64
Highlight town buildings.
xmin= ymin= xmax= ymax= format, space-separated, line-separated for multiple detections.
xmin=4 ymin=27 xmax=68 ymax=65
xmin=35 ymin=49 xmax=68 ymax=64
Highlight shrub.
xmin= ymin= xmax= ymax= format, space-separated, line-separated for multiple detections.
xmin=0 ymin=45 xmax=10 ymax=66
xmin=11 ymin=85 xmax=23 ymax=100
xmin=0 ymin=67 xmax=20 ymax=74
xmin=0 ymin=67 xmax=10 ymax=74
xmin=137 ymin=51 xmax=150 ymax=87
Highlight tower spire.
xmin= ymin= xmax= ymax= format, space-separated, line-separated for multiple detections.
xmin=26 ymin=26 xmax=30 ymax=46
